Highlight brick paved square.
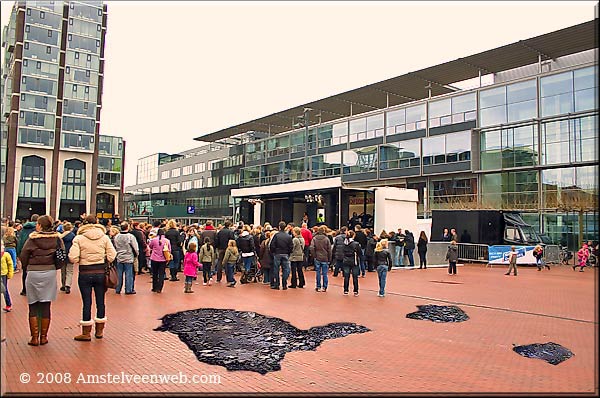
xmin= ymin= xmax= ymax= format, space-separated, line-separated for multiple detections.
xmin=1 ymin=264 xmax=597 ymax=395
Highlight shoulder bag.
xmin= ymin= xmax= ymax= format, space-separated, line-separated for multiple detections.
xmin=54 ymin=238 xmax=67 ymax=269
xmin=163 ymin=241 xmax=173 ymax=263
xmin=104 ymin=259 xmax=118 ymax=290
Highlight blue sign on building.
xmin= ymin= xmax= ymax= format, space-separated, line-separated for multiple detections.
xmin=187 ymin=206 xmax=195 ymax=214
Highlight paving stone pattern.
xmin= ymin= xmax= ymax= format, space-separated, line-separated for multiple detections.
xmin=405 ymin=304 xmax=470 ymax=322
xmin=512 ymin=342 xmax=574 ymax=365
xmin=154 ymin=308 xmax=370 ymax=374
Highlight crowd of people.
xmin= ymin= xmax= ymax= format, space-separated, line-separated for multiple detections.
xmin=1 ymin=213 xmax=597 ymax=345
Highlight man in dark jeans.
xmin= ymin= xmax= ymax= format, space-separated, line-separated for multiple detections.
xmin=331 ymin=227 xmax=347 ymax=277
xmin=269 ymin=221 xmax=293 ymax=290
xmin=214 ymin=221 xmax=235 ymax=283
xmin=354 ymin=225 xmax=368 ymax=277
xmin=342 ymin=230 xmax=362 ymax=296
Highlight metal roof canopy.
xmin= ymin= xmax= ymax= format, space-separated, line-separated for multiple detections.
xmin=196 ymin=19 xmax=598 ymax=142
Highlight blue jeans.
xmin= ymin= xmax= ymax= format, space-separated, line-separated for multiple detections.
xmin=169 ymin=250 xmax=182 ymax=279
xmin=406 ymin=249 xmax=415 ymax=267
xmin=2 ymin=275 xmax=12 ymax=307
xmin=242 ymin=256 xmax=253 ymax=272
xmin=262 ymin=267 xmax=271 ymax=284
xmin=185 ymin=275 xmax=195 ymax=283
xmin=377 ymin=264 xmax=388 ymax=295
xmin=395 ymin=245 xmax=404 ymax=266
xmin=116 ymin=262 xmax=134 ymax=294
xmin=226 ymin=263 xmax=236 ymax=283
xmin=78 ymin=273 xmax=106 ymax=321
xmin=5 ymin=248 xmax=16 ymax=271
xmin=273 ymin=254 xmax=291 ymax=288
xmin=314 ymin=260 xmax=329 ymax=290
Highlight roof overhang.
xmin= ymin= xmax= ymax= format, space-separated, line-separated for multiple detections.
xmin=196 ymin=19 xmax=598 ymax=143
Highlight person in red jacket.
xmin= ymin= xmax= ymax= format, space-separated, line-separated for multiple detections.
xmin=300 ymin=223 xmax=313 ymax=270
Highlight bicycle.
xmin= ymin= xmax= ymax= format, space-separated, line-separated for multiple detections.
xmin=559 ymin=246 xmax=573 ymax=265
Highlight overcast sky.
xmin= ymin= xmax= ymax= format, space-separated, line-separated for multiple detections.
xmin=1 ymin=1 xmax=597 ymax=187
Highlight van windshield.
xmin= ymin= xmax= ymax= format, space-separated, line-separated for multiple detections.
xmin=521 ymin=226 xmax=540 ymax=243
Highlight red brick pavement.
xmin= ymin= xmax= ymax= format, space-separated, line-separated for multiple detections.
xmin=0 ymin=264 xmax=597 ymax=395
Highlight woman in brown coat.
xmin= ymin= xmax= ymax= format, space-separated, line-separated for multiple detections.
xmin=19 ymin=215 xmax=64 ymax=346
xmin=259 ymin=231 xmax=273 ymax=285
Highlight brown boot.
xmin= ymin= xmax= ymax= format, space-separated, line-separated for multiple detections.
xmin=28 ymin=317 xmax=40 ymax=346
xmin=39 ymin=318 xmax=50 ymax=345
xmin=94 ymin=317 xmax=107 ymax=339
xmin=74 ymin=320 xmax=93 ymax=341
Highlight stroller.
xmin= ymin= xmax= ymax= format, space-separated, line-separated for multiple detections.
xmin=236 ymin=256 xmax=263 ymax=284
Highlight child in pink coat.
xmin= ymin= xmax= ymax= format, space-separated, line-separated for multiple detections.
xmin=576 ymin=243 xmax=589 ymax=272
xmin=183 ymin=242 xmax=201 ymax=293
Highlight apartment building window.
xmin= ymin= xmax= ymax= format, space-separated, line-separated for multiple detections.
xmin=207 ymin=176 xmax=219 ymax=187
xmin=170 ymin=182 xmax=180 ymax=191
xmin=182 ymin=165 xmax=192 ymax=175
xmin=161 ymin=170 xmax=169 ymax=180
xmin=182 ymin=181 xmax=192 ymax=191
xmin=194 ymin=162 xmax=206 ymax=173
xmin=193 ymin=178 xmax=204 ymax=189
xmin=171 ymin=168 xmax=180 ymax=177
xmin=160 ymin=184 xmax=169 ymax=193
xmin=18 ymin=156 xmax=46 ymax=199
xmin=61 ymin=159 xmax=86 ymax=201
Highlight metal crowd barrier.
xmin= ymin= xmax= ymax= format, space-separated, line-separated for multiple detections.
xmin=457 ymin=243 xmax=489 ymax=263
xmin=543 ymin=244 xmax=560 ymax=264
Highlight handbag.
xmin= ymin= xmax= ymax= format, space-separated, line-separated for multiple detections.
xmin=163 ymin=243 xmax=173 ymax=262
xmin=54 ymin=238 xmax=67 ymax=269
xmin=104 ymin=260 xmax=118 ymax=290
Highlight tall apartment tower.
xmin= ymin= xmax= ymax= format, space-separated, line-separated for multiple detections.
xmin=1 ymin=1 xmax=123 ymax=222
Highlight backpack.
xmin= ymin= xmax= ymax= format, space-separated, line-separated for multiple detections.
xmin=342 ymin=241 xmax=357 ymax=267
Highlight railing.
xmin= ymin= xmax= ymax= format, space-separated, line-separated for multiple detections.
xmin=457 ymin=243 xmax=489 ymax=263
xmin=543 ymin=244 xmax=560 ymax=264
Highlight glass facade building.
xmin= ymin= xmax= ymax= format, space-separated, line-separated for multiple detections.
xmin=124 ymin=21 xmax=597 ymax=249
xmin=1 ymin=1 xmax=125 ymax=221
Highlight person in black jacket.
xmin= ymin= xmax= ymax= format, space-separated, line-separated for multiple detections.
xmin=374 ymin=239 xmax=393 ymax=297
xmin=365 ymin=230 xmax=377 ymax=272
xmin=130 ymin=222 xmax=148 ymax=276
xmin=165 ymin=220 xmax=184 ymax=281
xmin=404 ymin=230 xmax=415 ymax=267
xmin=417 ymin=231 xmax=428 ymax=269
xmin=215 ymin=221 xmax=235 ymax=283
xmin=331 ymin=227 xmax=347 ymax=277
xmin=341 ymin=230 xmax=362 ymax=296
xmin=236 ymin=227 xmax=255 ymax=284
xmin=269 ymin=221 xmax=293 ymax=290
xmin=354 ymin=225 xmax=368 ymax=277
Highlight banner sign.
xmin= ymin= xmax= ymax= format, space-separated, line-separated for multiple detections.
xmin=488 ymin=245 xmax=537 ymax=264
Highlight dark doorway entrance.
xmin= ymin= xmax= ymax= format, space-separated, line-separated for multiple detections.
xmin=59 ymin=201 xmax=86 ymax=222
xmin=16 ymin=199 xmax=46 ymax=222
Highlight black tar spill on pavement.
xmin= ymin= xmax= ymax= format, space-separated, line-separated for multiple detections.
xmin=154 ymin=308 xmax=370 ymax=374
xmin=406 ymin=304 xmax=470 ymax=322
xmin=512 ymin=342 xmax=574 ymax=365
